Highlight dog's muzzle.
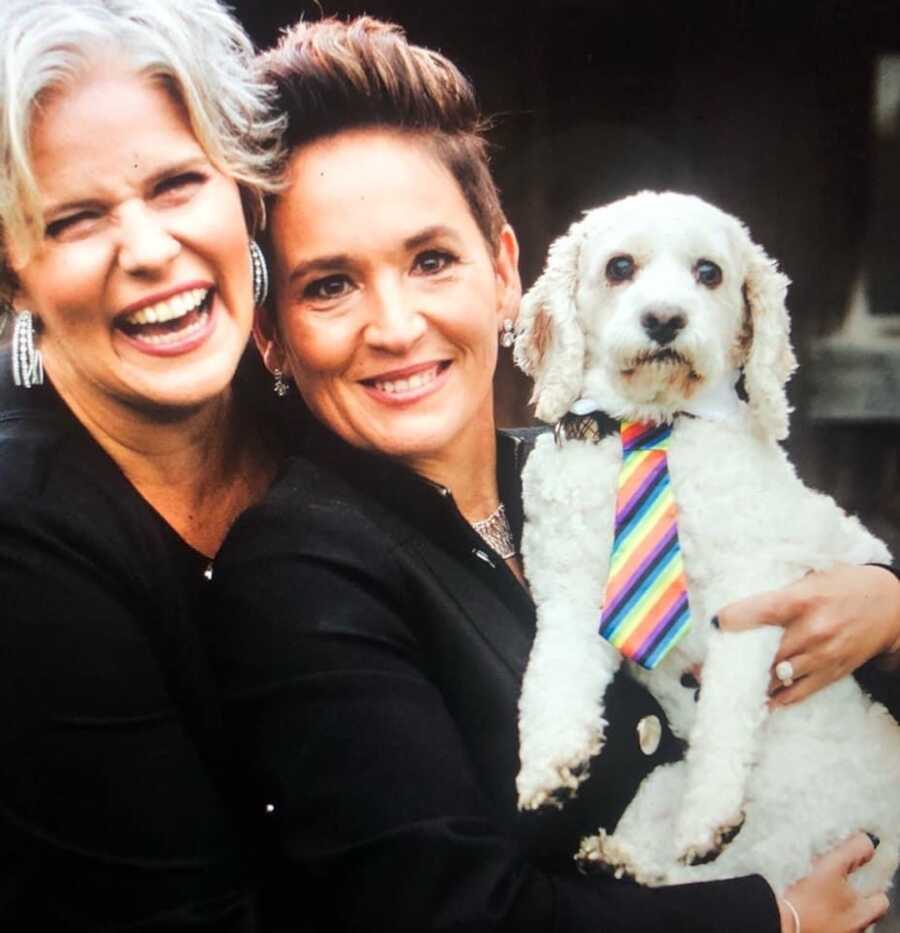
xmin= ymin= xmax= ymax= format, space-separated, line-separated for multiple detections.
xmin=640 ymin=304 xmax=687 ymax=346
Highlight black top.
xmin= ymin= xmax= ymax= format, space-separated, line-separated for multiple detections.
xmin=0 ymin=353 xmax=256 ymax=930
xmin=207 ymin=415 xmax=781 ymax=933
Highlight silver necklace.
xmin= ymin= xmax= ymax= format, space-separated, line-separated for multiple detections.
xmin=471 ymin=503 xmax=516 ymax=559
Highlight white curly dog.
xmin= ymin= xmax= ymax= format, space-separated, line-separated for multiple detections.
xmin=514 ymin=190 xmax=900 ymax=893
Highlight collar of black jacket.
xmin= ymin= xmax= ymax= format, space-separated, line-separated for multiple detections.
xmin=290 ymin=405 xmax=532 ymax=563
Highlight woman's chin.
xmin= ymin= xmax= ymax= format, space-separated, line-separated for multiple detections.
xmin=367 ymin=423 xmax=454 ymax=461
xmin=116 ymin=350 xmax=239 ymax=416
xmin=109 ymin=316 xmax=247 ymax=413
xmin=325 ymin=407 xmax=461 ymax=464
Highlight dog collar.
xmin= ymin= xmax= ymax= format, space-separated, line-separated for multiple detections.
xmin=556 ymin=368 xmax=743 ymax=446
xmin=554 ymin=409 xmax=620 ymax=446
xmin=554 ymin=409 xmax=699 ymax=446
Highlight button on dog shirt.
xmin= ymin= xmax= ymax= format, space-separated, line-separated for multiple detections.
xmin=636 ymin=715 xmax=662 ymax=755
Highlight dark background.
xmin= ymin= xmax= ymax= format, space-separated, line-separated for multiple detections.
xmin=235 ymin=0 xmax=900 ymax=555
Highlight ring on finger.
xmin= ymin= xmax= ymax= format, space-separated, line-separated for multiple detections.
xmin=775 ymin=659 xmax=795 ymax=688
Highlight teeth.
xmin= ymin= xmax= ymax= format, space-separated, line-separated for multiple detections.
xmin=123 ymin=287 xmax=209 ymax=326
xmin=132 ymin=311 xmax=209 ymax=346
xmin=374 ymin=365 xmax=440 ymax=394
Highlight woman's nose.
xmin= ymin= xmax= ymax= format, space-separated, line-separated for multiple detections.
xmin=117 ymin=203 xmax=181 ymax=274
xmin=364 ymin=283 xmax=427 ymax=353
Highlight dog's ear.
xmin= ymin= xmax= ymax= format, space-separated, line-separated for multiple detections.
xmin=514 ymin=225 xmax=586 ymax=423
xmin=739 ymin=233 xmax=796 ymax=441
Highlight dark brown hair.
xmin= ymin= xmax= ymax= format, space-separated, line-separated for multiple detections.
xmin=256 ymin=16 xmax=506 ymax=251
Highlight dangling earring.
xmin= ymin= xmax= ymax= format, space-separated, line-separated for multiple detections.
xmin=11 ymin=310 xmax=44 ymax=388
xmin=249 ymin=239 xmax=269 ymax=307
xmin=499 ymin=318 xmax=515 ymax=349
xmin=273 ymin=369 xmax=290 ymax=397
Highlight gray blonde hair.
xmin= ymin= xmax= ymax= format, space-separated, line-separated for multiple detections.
xmin=0 ymin=0 xmax=284 ymax=304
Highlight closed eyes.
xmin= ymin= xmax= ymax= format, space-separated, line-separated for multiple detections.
xmin=44 ymin=170 xmax=209 ymax=241
xmin=152 ymin=170 xmax=208 ymax=200
xmin=45 ymin=210 xmax=100 ymax=239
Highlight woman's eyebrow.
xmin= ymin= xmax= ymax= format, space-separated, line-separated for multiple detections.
xmin=286 ymin=255 xmax=352 ymax=284
xmin=142 ymin=156 xmax=209 ymax=188
xmin=404 ymin=225 xmax=459 ymax=250
xmin=285 ymin=226 xmax=461 ymax=284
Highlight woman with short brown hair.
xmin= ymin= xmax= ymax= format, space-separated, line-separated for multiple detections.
xmin=211 ymin=16 xmax=900 ymax=933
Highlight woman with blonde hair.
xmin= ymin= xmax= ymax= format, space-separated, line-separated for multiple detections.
xmin=210 ymin=15 xmax=900 ymax=933
xmin=0 ymin=0 xmax=284 ymax=925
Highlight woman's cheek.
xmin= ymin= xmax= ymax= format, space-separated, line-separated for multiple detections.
xmin=304 ymin=316 xmax=359 ymax=373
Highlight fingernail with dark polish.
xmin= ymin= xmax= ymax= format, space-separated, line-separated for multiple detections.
xmin=866 ymin=832 xmax=880 ymax=849
xmin=710 ymin=616 xmax=720 ymax=629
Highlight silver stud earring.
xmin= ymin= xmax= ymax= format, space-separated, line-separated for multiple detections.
xmin=273 ymin=369 xmax=289 ymax=397
xmin=499 ymin=318 xmax=515 ymax=349
xmin=12 ymin=310 xmax=44 ymax=388
xmin=249 ymin=239 xmax=269 ymax=307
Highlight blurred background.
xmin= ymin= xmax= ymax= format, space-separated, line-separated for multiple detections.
xmin=236 ymin=0 xmax=900 ymax=566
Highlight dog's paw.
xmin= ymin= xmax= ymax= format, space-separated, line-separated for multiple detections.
xmin=578 ymin=831 xmax=630 ymax=879
xmin=517 ymin=748 xmax=602 ymax=811
xmin=676 ymin=810 xmax=746 ymax=866
xmin=675 ymin=769 xmax=748 ymax=864
xmin=578 ymin=830 xmax=667 ymax=885
xmin=516 ymin=781 xmax=562 ymax=812
xmin=517 ymin=726 xmax=606 ymax=810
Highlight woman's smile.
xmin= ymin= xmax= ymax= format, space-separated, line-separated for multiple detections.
xmin=116 ymin=281 xmax=216 ymax=355
xmin=360 ymin=359 xmax=452 ymax=403
xmin=264 ymin=127 xmax=520 ymax=471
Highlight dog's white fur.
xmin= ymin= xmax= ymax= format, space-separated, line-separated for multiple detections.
xmin=514 ymin=191 xmax=900 ymax=893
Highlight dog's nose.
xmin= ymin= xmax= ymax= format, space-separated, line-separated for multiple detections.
xmin=641 ymin=306 xmax=687 ymax=346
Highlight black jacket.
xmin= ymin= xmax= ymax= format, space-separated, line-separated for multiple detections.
xmin=208 ymin=417 xmax=780 ymax=933
xmin=0 ymin=355 xmax=256 ymax=930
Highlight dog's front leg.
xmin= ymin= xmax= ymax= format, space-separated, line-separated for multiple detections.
xmin=674 ymin=624 xmax=781 ymax=863
xmin=517 ymin=592 xmax=621 ymax=810
xmin=517 ymin=436 xmax=622 ymax=810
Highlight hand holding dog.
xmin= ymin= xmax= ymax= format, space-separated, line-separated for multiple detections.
xmin=779 ymin=833 xmax=889 ymax=933
xmin=717 ymin=564 xmax=900 ymax=705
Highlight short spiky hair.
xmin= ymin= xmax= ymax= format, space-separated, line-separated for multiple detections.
xmin=0 ymin=0 xmax=285 ymax=305
xmin=256 ymin=16 xmax=506 ymax=252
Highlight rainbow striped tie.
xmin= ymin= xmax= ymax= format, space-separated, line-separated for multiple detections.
xmin=599 ymin=421 xmax=691 ymax=669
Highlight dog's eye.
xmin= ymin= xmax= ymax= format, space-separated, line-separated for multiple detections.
xmin=606 ymin=255 xmax=636 ymax=283
xmin=695 ymin=260 xmax=722 ymax=287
